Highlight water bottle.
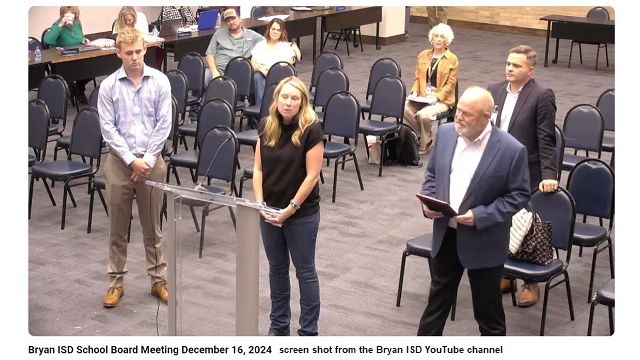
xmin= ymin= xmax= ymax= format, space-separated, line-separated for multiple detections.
xmin=34 ymin=46 xmax=42 ymax=62
xmin=215 ymin=12 xmax=221 ymax=28
xmin=152 ymin=25 xmax=159 ymax=37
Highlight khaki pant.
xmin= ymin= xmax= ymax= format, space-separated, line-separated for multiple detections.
xmin=105 ymin=153 xmax=167 ymax=288
xmin=403 ymin=100 xmax=449 ymax=151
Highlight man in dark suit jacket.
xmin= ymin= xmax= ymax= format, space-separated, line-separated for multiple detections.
xmin=418 ymin=86 xmax=530 ymax=336
xmin=487 ymin=45 xmax=558 ymax=307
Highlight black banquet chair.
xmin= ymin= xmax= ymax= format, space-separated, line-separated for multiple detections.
xmin=358 ymin=75 xmax=406 ymax=177
xmin=177 ymin=52 xmax=206 ymax=118
xmin=29 ymin=107 xmax=103 ymax=230
xmin=587 ymin=278 xmax=614 ymax=335
xmin=360 ymin=57 xmax=401 ymax=119
xmin=37 ymin=74 xmax=69 ymax=146
xmin=309 ymin=51 xmax=343 ymax=100
xmin=29 ymin=99 xmax=51 ymax=168
xmin=185 ymin=126 xmax=239 ymax=258
xmin=503 ymin=188 xmax=576 ymax=336
xmin=569 ymin=7 xmax=610 ymax=71
xmin=596 ymin=88 xmax=615 ymax=166
xmin=561 ymin=104 xmax=604 ymax=173
xmin=396 ymin=233 xmax=457 ymax=321
xmin=225 ymin=56 xmax=254 ymax=116
xmin=320 ymin=91 xmax=364 ymax=203
xmin=566 ymin=158 xmax=614 ymax=302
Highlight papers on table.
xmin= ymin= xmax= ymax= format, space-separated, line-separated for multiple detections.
xmin=258 ymin=15 xmax=290 ymax=22
xmin=291 ymin=6 xmax=313 ymax=11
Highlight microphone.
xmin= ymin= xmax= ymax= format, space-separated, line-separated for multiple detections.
xmin=194 ymin=135 xmax=232 ymax=192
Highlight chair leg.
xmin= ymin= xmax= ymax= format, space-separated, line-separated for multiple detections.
xmin=42 ymin=177 xmax=56 ymax=206
xmin=450 ymin=292 xmax=457 ymax=321
xmin=509 ymin=278 xmax=517 ymax=307
xmin=189 ymin=205 xmax=200 ymax=232
xmin=378 ymin=138 xmax=385 ymax=177
xmin=97 ymin=189 xmax=108 ymax=215
xmin=607 ymin=237 xmax=615 ymax=279
xmin=608 ymin=306 xmax=614 ymax=335
xmin=587 ymin=299 xmax=597 ymax=335
xmin=564 ymin=271 xmax=575 ymax=321
xmin=604 ymin=44 xmax=609 ymax=67
xmin=539 ymin=280 xmax=551 ymax=336
xmin=595 ymin=44 xmax=600 ymax=71
xmin=87 ymin=187 xmax=95 ymax=233
xmin=28 ymin=175 xmax=36 ymax=219
xmin=396 ymin=251 xmax=409 ymax=307
xmin=353 ymin=152 xmax=364 ymax=191
xmin=358 ymin=28 xmax=363 ymax=53
xmin=578 ymin=43 xmax=583 ymax=64
xmin=568 ymin=42 xmax=574 ymax=68
xmin=331 ymin=158 xmax=339 ymax=203
xmin=61 ymin=182 xmax=69 ymax=230
xmin=67 ymin=187 xmax=77 ymax=208
xmin=363 ymin=134 xmax=370 ymax=158
xmin=344 ymin=30 xmax=350 ymax=56
xmin=199 ymin=205 xmax=208 ymax=258
xmin=228 ymin=207 xmax=237 ymax=228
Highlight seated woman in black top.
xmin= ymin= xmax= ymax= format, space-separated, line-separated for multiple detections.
xmin=253 ymin=76 xmax=324 ymax=336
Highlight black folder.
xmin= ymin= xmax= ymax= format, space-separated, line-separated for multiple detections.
xmin=416 ymin=193 xmax=458 ymax=217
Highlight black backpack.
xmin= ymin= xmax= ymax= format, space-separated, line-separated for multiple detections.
xmin=383 ymin=125 xmax=422 ymax=167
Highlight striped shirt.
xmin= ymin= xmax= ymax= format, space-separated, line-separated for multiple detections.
xmin=98 ymin=64 xmax=171 ymax=167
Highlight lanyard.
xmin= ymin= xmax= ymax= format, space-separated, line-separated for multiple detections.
xmin=426 ymin=54 xmax=444 ymax=87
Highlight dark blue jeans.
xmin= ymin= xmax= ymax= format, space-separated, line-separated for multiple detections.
xmin=260 ymin=211 xmax=320 ymax=336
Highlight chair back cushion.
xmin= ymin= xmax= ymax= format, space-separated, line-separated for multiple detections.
xmin=314 ymin=67 xmax=349 ymax=109
xmin=265 ymin=62 xmax=297 ymax=90
xmin=311 ymin=51 xmax=343 ymax=89
xmin=562 ymin=104 xmax=604 ymax=153
xmin=177 ymin=52 xmax=206 ymax=94
xmin=196 ymin=98 xmax=234 ymax=146
xmin=259 ymin=84 xmax=278 ymax=121
xmin=166 ymin=69 xmax=189 ymax=117
xmin=37 ymin=74 xmax=68 ymax=121
xmin=567 ymin=159 xmax=614 ymax=219
xmin=29 ymin=99 xmax=50 ymax=153
xmin=204 ymin=76 xmax=237 ymax=110
xmin=596 ymin=88 xmax=614 ymax=131
xmin=366 ymin=58 xmax=401 ymax=98
xmin=323 ymin=91 xmax=360 ymax=139
xmin=587 ymin=7 xmax=610 ymax=21
xmin=197 ymin=126 xmax=238 ymax=182
xmin=225 ymin=56 xmax=254 ymax=100
xmin=69 ymin=107 xmax=102 ymax=159
xmin=370 ymin=75 xmax=406 ymax=120
xmin=530 ymin=188 xmax=576 ymax=252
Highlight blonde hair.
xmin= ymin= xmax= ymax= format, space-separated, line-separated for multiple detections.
xmin=428 ymin=23 xmax=454 ymax=47
xmin=59 ymin=6 xmax=80 ymax=21
xmin=262 ymin=76 xmax=317 ymax=147
xmin=116 ymin=27 xmax=144 ymax=49
xmin=115 ymin=6 xmax=137 ymax=33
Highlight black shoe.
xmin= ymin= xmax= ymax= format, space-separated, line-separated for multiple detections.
xmin=268 ymin=328 xmax=290 ymax=336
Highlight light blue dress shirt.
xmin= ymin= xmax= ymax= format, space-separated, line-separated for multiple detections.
xmin=98 ymin=64 xmax=172 ymax=167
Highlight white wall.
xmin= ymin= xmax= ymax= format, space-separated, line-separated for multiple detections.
xmin=28 ymin=6 xmax=194 ymax=39
xmin=361 ymin=6 xmax=406 ymax=38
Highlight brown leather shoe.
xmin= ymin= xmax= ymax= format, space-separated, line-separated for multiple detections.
xmin=103 ymin=286 xmax=124 ymax=308
xmin=151 ymin=281 xmax=169 ymax=304
xmin=500 ymin=279 xmax=515 ymax=294
xmin=517 ymin=283 xmax=540 ymax=307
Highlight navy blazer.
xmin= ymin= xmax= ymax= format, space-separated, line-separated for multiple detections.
xmin=487 ymin=79 xmax=557 ymax=190
xmin=421 ymin=123 xmax=530 ymax=269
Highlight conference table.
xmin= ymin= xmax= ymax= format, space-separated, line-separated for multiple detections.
xmin=28 ymin=7 xmax=382 ymax=88
xmin=540 ymin=14 xmax=615 ymax=67
xmin=28 ymin=44 xmax=160 ymax=87
xmin=163 ymin=6 xmax=382 ymax=68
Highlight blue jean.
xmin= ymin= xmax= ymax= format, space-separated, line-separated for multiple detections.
xmin=260 ymin=211 xmax=320 ymax=336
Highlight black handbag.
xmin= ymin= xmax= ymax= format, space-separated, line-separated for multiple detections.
xmin=509 ymin=214 xmax=554 ymax=265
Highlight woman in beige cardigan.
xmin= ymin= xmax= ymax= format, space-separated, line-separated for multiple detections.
xmin=404 ymin=23 xmax=458 ymax=154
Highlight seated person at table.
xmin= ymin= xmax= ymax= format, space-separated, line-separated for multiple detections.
xmin=205 ymin=8 xmax=263 ymax=80
xmin=251 ymin=18 xmax=301 ymax=108
xmin=404 ymin=23 xmax=458 ymax=154
xmin=112 ymin=6 xmax=148 ymax=35
xmin=43 ymin=6 xmax=92 ymax=105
